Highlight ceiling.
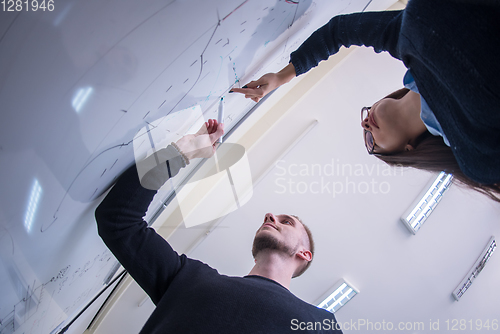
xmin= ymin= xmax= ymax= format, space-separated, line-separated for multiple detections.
xmin=89 ymin=16 xmax=500 ymax=334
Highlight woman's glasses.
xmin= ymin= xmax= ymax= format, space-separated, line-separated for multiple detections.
xmin=361 ymin=107 xmax=375 ymax=154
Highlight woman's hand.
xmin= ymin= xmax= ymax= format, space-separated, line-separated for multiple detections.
xmin=175 ymin=119 xmax=224 ymax=161
xmin=230 ymin=63 xmax=296 ymax=103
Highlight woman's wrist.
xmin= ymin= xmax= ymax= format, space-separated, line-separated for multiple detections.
xmin=277 ymin=63 xmax=297 ymax=85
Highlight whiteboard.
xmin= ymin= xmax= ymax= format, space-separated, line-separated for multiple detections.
xmin=0 ymin=0 xmax=389 ymax=332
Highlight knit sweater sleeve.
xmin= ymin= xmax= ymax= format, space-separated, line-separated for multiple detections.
xmin=95 ymin=145 xmax=186 ymax=305
xmin=290 ymin=10 xmax=403 ymax=76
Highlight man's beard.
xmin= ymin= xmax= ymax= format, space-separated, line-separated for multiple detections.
xmin=252 ymin=233 xmax=297 ymax=258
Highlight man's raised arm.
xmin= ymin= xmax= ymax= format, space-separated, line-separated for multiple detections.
xmin=95 ymin=119 xmax=223 ymax=304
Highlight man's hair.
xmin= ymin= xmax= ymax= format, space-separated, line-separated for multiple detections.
xmin=291 ymin=215 xmax=315 ymax=278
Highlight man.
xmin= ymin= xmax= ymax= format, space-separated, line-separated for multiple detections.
xmin=95 ymin=119 xmax=342 ymax=333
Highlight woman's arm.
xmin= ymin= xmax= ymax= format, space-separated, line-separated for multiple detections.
xmin=232 ymin=10 xmax=404 ymax=102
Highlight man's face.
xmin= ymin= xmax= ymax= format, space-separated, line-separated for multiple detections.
xmin=252 ymin=213 xmax=307 ymax=259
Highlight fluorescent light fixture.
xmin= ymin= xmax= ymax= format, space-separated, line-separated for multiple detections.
xmin=25 ymin=179 xmax=42 ymax=233
xmin=401 ymin=171 xmax=453 ymax=234
xmin=72 ymin=87 xmax=93 ymax=113
xmin=452 ymin=236 xmax=496 ymax=301
xmin=317 ymin=278 xmax=359 ymax=313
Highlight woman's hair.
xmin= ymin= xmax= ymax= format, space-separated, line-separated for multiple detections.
xmin=373 ymin=88 xmax=500 ymax=203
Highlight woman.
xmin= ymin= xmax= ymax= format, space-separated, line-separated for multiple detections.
xmin=231 ymin=0 xmax=500 ymax=201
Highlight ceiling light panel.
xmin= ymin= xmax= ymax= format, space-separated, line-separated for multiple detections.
xmin=317 ymin=278 xmax=359 ymax=313
xmin=453 ymin=236 xmax=496 ymax=301
xmin=401 ymin=171 xmax=453 ymax=234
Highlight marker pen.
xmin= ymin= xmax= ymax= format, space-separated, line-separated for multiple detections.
xmin=217 ymin=97 xmax=224 ymax=143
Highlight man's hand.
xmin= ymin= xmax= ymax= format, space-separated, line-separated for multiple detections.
xmin=230 ymin=63 xmax=297 ymax=103
xmin=175 ymin=119 xmax=224 ymax=161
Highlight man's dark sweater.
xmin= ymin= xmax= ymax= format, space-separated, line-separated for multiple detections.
xmin=95 ymin=147 xmax=342 ymax=333
xmin=290 ymin=0 xmax=500 ymax=185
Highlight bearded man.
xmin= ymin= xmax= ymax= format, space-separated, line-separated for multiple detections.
xmin=95 ymin=119 xmax=342 ymax=333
